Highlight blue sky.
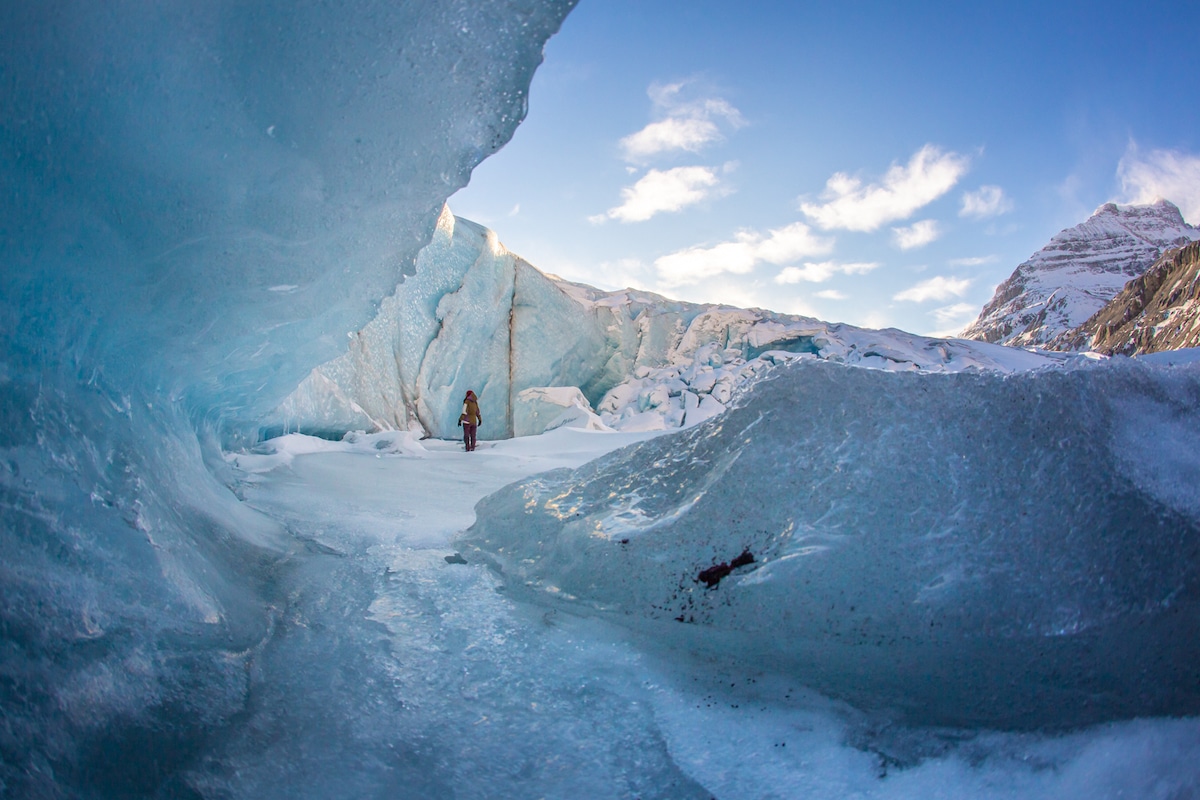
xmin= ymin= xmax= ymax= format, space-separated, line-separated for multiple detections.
xmin=450 ymin=0 xmax=1200 ymax=336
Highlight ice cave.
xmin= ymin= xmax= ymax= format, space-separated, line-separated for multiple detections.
xmin=2 ymin=2 xmax=1198 ymax=798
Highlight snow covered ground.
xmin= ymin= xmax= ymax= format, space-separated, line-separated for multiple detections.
xmin=202 ymin=423 xmax=1200 ymax=799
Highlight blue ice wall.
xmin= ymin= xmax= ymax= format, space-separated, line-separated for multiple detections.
xmin=1 ymin=0 xmax=572 ymax=427
xmin=461 ymin=357 xmax=1200 ymax=730
xmin=0 ymin=1 xmax=574 ymax=794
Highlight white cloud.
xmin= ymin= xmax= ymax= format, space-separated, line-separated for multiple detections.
xmin=892 ymin=219 xmax=941 ymax=250
xmin=593 ymin=166 xmax=720 ymax=224
xmin=620 ymin=81 xmax=745 ymax=161
xmin=859 ymin=310 xmax=894 ymax=330
xmin=585 ymin=257 xmax=651 ymax=290
xmin=960 ymin=185 xmax=1013 ymax=219
xmin=799 ymin=145 xmax=970 ymax=231
xmin=816 ymin=289 xmax=847 ymax=300
xmin=931 ymin=302 xmax=978 ymax=327
xmin=655 ymin=222 xmax=834 ymax=287
xmin=948 ymin=255 xmax=998 ymax=267
xmin=894 ymin=275 xmax=972 ymax=303
xmin=925 ymin=302 xmax=981 ymax=337
xmin=621 ymin=118 xmax=722 ymax=159
xmin=774 ymin=260 xmax=879 ymax=284
xmin=1118 ymin=144 xmax=1200 ymax=223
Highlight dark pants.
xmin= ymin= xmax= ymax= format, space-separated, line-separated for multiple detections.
xmin=462 ymin=423 xmax=477 ymax=451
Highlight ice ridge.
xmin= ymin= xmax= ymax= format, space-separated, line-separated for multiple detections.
xmin=460 ymin=356 xmax=1200 ymax=730
xmin=270 ymin=207 xmax=1068 ymax=441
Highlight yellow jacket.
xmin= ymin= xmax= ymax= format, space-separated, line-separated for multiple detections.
xmin=460 ymin=393 xmax=482 ymax=426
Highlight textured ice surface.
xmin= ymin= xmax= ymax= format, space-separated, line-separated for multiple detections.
xmin=0 ymin=2 xmax=574 ymax=795
xmin=1 ymin=2 xmax=571 ymax=428
xmin=513 ymin=386 xmax=612 ymax=437
xmin=461 ymin=357 xmax=1200 ymax=730
xmin=202 ymin=430 xmax=1200 ymax=798
xmin=3 ymin=1 xmax=1199 ymax=796
xmin=272 ymin=209 xmax=1070 ymax=439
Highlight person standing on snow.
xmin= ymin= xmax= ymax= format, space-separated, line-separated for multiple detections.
xmin=458 ymin=390 xmax=482 ymax=452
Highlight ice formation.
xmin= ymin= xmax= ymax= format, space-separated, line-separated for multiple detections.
xmin=2 ymin=1 xmax=1199 ymax=796
xmin=461 ymin=356 xmax=1200 ymax=730
xmin=0 ymin=1 xmax=574 ymax=795
xmin=271 ymin=207 xmax=1067 ymax=439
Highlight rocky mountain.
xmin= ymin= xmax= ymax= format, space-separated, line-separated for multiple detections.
xmin=960 ymin=200 xmax=1199 ymax=348
xmin=1058 ymin=240 xmax=1200 ymax=355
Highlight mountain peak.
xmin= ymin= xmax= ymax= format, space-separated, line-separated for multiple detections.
xmin=1079 ymin=198 xmax=1189 ymax=238
xmin=960 ymin=201 xmax=1200 ymax=347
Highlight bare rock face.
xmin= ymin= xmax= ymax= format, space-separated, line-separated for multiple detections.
xmin=961 ymin=201 xmax=1199 ymax=348
xmin=1061 ymin=240 xmax=1200 ymax=355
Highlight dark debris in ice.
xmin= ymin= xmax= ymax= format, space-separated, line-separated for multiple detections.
xmin=695 ymin=549 xmax=755 ymax=588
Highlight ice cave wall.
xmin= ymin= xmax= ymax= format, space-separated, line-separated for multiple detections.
xmin=1 ymin=1 xmax=575 ymax=431
xmin=0 ymin=2 xmax=576 ymax=794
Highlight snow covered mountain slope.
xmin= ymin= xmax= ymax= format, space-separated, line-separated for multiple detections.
xmin=270 ymin=207 xmax=1066 ymax=440
xmin=960 ymin=200 xmax=1199 ymax=348
xmin=1059 ymin=240 xmax=1200 ymax=355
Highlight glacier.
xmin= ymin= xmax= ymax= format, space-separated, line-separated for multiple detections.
xmin=0 ymin=1 xmax=575 ymax=795
xmin=460 ymin=357 xmax=1200 ymax=731
xmin=2 ymin=1 xmax=1199 ymax=797
xmin=268 ymin=205 xmax=1065 ymax=441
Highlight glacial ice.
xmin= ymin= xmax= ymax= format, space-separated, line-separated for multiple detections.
xmin=0 ymin=1 xmax=574 ymax=795
xmin=1 ymin=2 xmax=570 ymax=431
xmin=461 ymin=356 xmax=1200 ymax=730
xmin=270 ymin=207 xmax=1069 ymax=440
xmin=207 ymin=428 xmax=1200 ymax=799
xmin=513 ymin=385 xmax=612 ymax=437
xmin=2 ymin=0 xmax=1199 ymax=796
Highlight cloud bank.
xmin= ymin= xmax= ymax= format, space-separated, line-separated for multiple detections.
xmin=960 ymin=185 xmax=1013 ymax=219
xmin=774 ymin=260 xmax=879 ymax=284
xmin=597 ymin=81 xmax=746 ymax=224
xmin=892 ymin=219 xmax=941 ymax=250
xmin=894 ymin=275 xmax=972 ymax=303
xmin=620 ymin=81 xmax=745 ymax=161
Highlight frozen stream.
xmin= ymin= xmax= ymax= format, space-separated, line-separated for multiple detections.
xmin=196 ymin=429 xmax=1200 ymax=799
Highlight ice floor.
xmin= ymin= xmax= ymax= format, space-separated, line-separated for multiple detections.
xmin=201 ymin=428 xmax=1200 ymax=799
